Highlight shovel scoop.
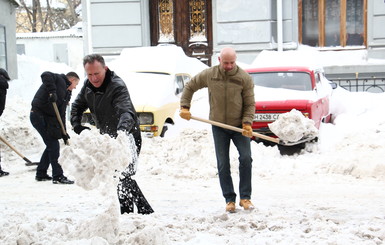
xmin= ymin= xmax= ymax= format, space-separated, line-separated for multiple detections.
xmin=0 ymin=135 xmax=38 ymax=166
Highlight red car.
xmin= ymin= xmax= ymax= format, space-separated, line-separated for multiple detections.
xmin=245 ymin=66 xmax=337 ymax=154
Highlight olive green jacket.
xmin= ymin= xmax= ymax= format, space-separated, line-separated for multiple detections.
xmin=180 ymin=65 xmax=255 ymax=126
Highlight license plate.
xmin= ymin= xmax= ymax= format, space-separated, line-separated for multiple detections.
xmin=254 ymin=113 xmax=280 ymax=122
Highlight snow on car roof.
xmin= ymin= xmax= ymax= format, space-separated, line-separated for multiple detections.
xmin=108 ymin=45 xmax=208 ymax=77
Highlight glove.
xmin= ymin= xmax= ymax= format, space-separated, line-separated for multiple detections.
xmin=117 ymin=121 xmax=134 ymax=133
xmin=62 ymin=133 xmax=70 ymax=145
xmin=242 ymin=123 xmax=253 ymax=138
xmin=179 ymin=107 xmax=191 ymax=120
xmin=73 ymin=125 xmax=90 ymax=135
xmin=48 ymin=93 xmax=57 ymax=102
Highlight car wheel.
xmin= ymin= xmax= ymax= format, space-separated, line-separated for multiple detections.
xmin=277 ymin=143 xmax=306 ymax=156
xmin=160 ymin=125 xmax=168 ymax=137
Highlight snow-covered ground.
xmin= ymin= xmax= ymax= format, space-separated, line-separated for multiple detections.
xmin=1 ymin=53 xmax=385 ymax=244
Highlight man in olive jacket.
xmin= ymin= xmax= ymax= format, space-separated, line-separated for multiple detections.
xmin=71 ymin=54 xmax=153 ymax=215
xmin=180 ymin=47 xmax=255 ymax=213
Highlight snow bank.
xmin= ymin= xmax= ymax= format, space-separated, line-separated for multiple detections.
xmin=1 ymin=55 xmax=385 ymax=244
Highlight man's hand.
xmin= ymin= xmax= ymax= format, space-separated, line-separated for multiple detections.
xmin=62 ymin=133 xmax=70 ymax=145
xmin=242 ymin=123 xmax=253 ymax=138
xmin=73 ymin=125 xmax=91 ymax=135
xmin=48 ymin=93 xmax=57 ymax=102
xmin=179 ymin=107 xmax=191 ymax=120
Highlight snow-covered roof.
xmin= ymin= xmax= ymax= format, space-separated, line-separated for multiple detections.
xmin=9 ymin=0 xmax=20 ymax=7
xmin=16 ymin=23 xmax=83 ymax=39
xmin=19 ymin=0 xmax=65 ymax=9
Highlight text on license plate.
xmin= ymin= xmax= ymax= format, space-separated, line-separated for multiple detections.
xmin=254 ymin=113 xmax=280 ymax=122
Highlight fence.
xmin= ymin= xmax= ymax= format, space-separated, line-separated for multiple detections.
xmin=328 ymin=74 xmax=385 ymax=93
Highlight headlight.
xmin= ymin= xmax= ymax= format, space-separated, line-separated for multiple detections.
xmin=138 ymin=112 xmax=154 ymax=125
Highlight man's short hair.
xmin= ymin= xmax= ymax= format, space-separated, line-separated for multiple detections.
xmin=83 ymin=54 xmax=105 ymax=67
xmin=66 ymin=71 xmax=79 ymax=79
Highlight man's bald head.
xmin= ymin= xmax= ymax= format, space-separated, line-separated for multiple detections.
xmin=218 ymin=47 xmax=237 ymax=72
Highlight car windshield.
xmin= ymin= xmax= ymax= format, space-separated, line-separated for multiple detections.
xmin=250 ymin=72 xmax=312 ymax=91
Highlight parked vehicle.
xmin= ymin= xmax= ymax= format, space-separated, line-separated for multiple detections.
xmin=106 ymin=45 xmax=208 ymax=137
xmin=245 ymin=66 xmax=337 ymax=154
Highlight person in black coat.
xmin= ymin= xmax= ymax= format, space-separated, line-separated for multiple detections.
xmin=71 ymin=54 xmax=153 ymax=214
xmin=0 ymin=68 xmax=10 ymax=177
xmin=30 ymin=71 xmax=79 ymax=184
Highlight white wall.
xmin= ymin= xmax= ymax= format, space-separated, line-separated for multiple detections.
xmin=0 ymin=0 xmax=18 ymax=78
xmin=16 ymin=36 xmax=84 ymax=71
xmin=82 ymin=0 xmax=151 ymax=55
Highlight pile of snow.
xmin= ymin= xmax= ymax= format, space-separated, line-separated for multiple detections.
xmin=268 ymin=109 xmax=318 ymax=142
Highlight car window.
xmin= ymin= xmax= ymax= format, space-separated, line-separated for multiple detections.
xmin=250 ymin=72 xmax=312 ymax=91
xmin=183 ymin=75 xmax=191 ymax=84
xmin=175 ymin=75 xmax=184 ymax=95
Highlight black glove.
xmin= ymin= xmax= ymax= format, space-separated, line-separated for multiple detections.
xmin=117 ymin=119 xmax=134 ymax=133
xmin=73 ymin=125 xmax=90 ymax=135
xmin=48 ymin=93 xmax=57 ymax=102
xmin=62 ymin=133 xmax=70 ymax=145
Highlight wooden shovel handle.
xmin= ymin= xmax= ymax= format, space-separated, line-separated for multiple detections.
xmin=52 ymin=102 xmax=70 ymax=145
xmin=190 ymin=116 xmax=280 ymax=144
xmin=0 ymin=135 xmax=34 ymax=164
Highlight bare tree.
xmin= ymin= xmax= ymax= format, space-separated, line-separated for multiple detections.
xmin=16 ymin=0 xmax=82 ymax=33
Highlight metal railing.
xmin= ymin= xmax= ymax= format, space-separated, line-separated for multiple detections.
xmin=328 ymin=76 xmax=385 ymax=93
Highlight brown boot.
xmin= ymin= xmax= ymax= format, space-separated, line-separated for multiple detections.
xmin=226 ymin=202 xmax=236 ymax=213
xmin=239 ymin=199 xmax=254 ymax=210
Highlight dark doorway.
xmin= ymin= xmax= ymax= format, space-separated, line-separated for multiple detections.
xmin=149 ymin=0 xmax=213 ymax=66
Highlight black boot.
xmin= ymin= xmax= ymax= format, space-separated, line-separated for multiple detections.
xmin=0 ymin=169 xmax=9 ymax=177
xmin=52 ymin=176 xmax=74 ymax=184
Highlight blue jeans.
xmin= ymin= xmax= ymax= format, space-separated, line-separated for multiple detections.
xmin=212 ymin=125 xmax=253 ymax=203
xmin=30 ymin=111 xmax=64 ymax=178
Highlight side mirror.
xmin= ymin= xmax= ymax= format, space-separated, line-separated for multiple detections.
xmin=329 ymin=82 xmax=338 ymax=89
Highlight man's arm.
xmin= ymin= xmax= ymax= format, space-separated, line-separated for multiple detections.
xmin=41 ymin=72 xmax=57 ymax=94
xmin=112 ymin=82 xmax=137 ymax=133
xmin=70 ymin=85 xmax=89 ymax=129
xmin=242 ymin=74 xmax=255 ymax=124
xmin=180 ymin=68 xmax=209 ymax=108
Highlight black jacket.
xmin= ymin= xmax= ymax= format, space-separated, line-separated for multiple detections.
xmin=0 ymin=75 xmax=9 ymax=117
xmin=31 ymin=72 xmax=71 ymax=123
xmin=70 ymin=69 xmax=139 ymax=138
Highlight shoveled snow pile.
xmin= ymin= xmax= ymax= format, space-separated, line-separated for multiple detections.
xmin=268 ymin=109 xmax=318 ymax=142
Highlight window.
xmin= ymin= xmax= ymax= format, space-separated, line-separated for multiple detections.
xmin=299 ymin=0 xmax=366 ymax=47
xmin=17 ymin=44 xmax=25 ymax=55
xmin=175 ymin=75 xmax=184 ymax=95
xmin=0 ymin=26 xmax=7 ymax=69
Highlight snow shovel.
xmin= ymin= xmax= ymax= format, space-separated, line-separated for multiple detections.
xmin=52 ymin=102 xmax=69 ymax=145
xmin=0 ymin=135 xmax=38 ymax=166
xmin=190 ymin=116 xmax=313 ymax=146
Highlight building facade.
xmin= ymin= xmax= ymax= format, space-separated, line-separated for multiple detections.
xmin=82 ymin=0 xmax=385 ymax=74
xmin=16 ymin=25 xmax=84 ymax=71
xmin=0 ymin=0 xmax=19 ymax=78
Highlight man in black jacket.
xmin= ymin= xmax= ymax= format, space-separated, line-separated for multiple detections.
xmin=0 ymin=68 xmax=10 ymax=177
xmin=30 ymin=71 xmax=79 ymax=184
xmin=71 ymin=54 xmax=153 ymax=214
